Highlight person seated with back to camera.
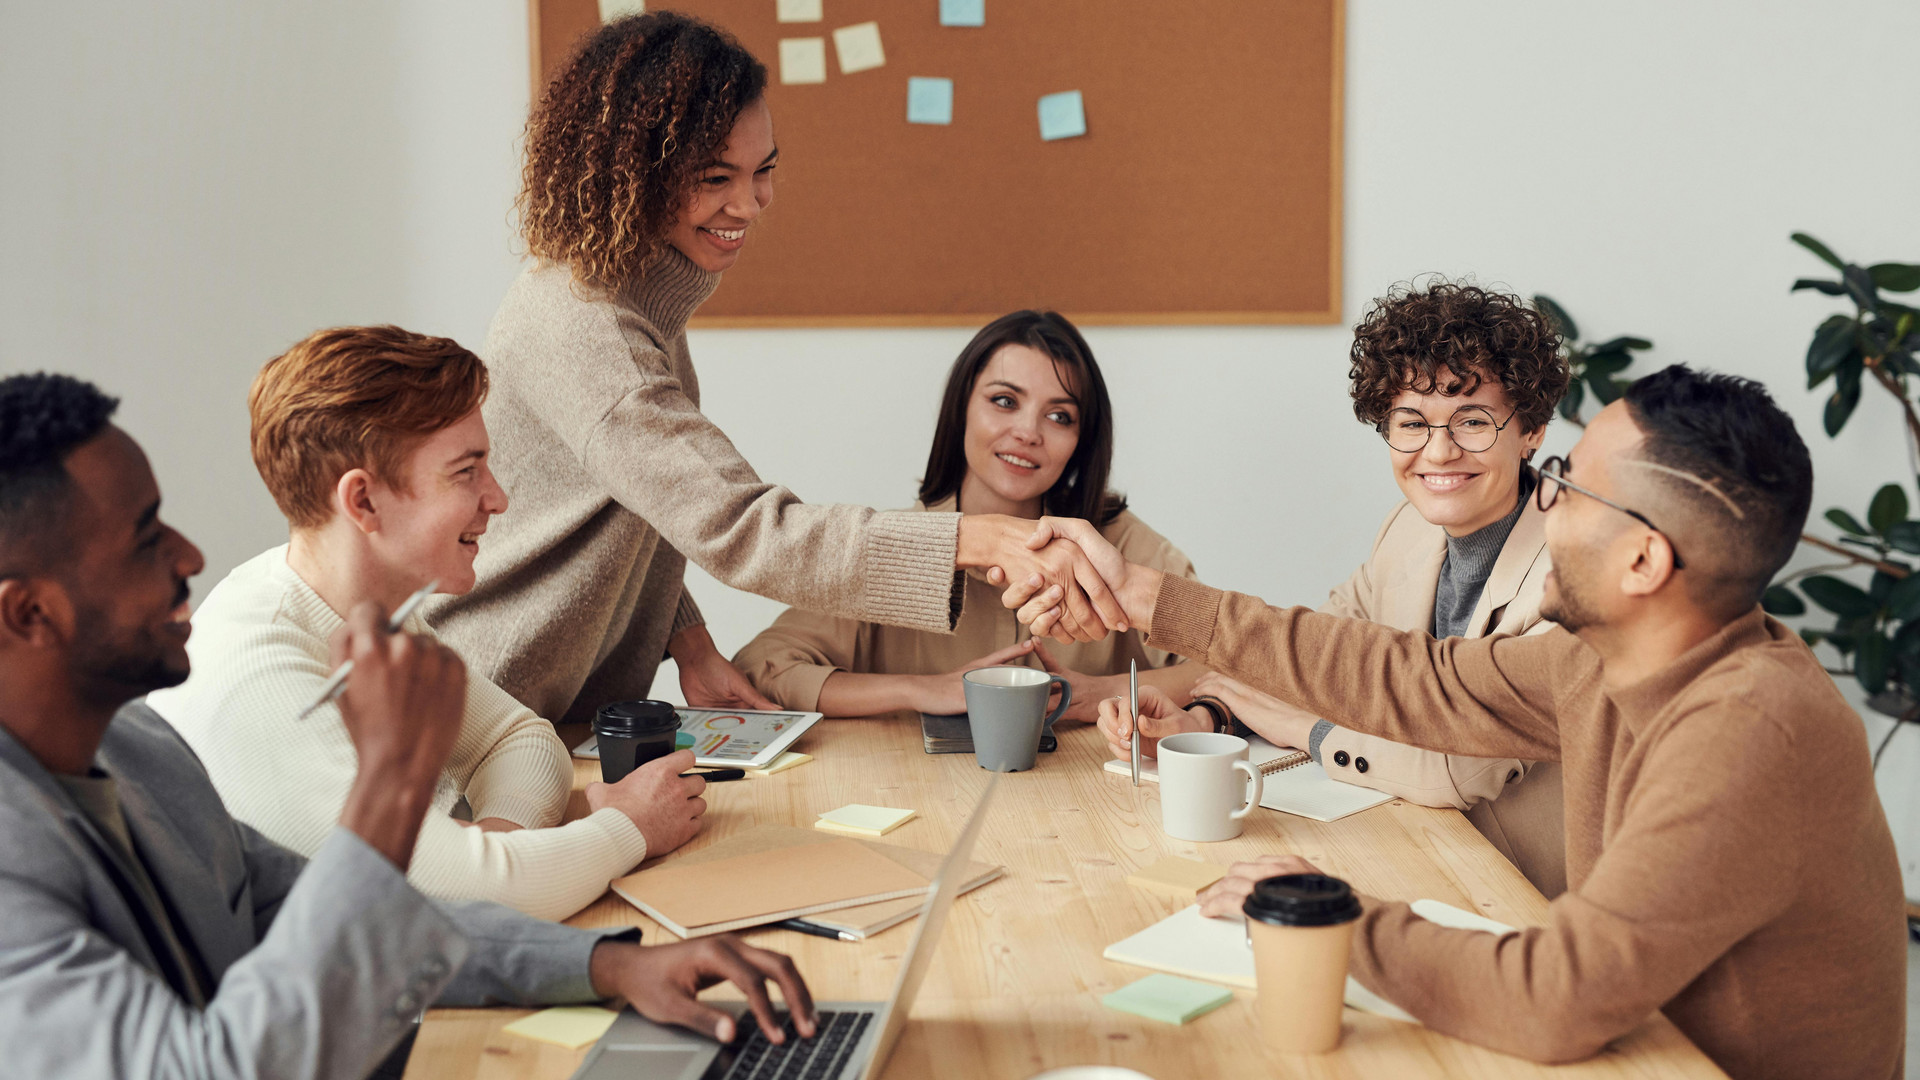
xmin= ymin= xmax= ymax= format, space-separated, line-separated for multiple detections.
xmin=1025 ymin=366 xmax=1903 ymax=1080
xmin=1142 ymin=280 xmax=1571 ymax=897
xmin=147 ymin=327 xmax=707 ymax=921
xmin=731 ymin=310 xmax=1201 ymax=720
xmin=0 ymin=373 xmax=815 ymax=1080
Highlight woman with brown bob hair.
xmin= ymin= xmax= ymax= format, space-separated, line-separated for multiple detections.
xmin=428 ymin=13 xmax=1126 ymax=725
xmin=1101 ymin=279 xmax=1576 ymax=898
xmin=733 ymin=311 xmax=1200 ymax=720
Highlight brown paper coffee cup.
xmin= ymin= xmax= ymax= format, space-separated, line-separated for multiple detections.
xmin=1244 ymin=873 xmax=1362 ymax=1054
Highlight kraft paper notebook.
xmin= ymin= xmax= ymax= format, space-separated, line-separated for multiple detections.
xmin=610 ymin=835 xmax=928 ymax=939
xmin=1102 ymin=900 xmax=1516 ymax=1023
xmin=1102 ymin=734 xmax=1393 ymax=823
xmin=617 ymin=824 xmax=1004 ymax=940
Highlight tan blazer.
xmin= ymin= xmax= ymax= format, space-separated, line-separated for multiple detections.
xmin=734 ymin=497 xmax=1197 ymax=710
xmin=1315 ymin=498 xmax=1566 ymax=898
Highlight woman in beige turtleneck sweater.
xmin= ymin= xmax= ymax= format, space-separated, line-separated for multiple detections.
xmin=428 ymin=12 xmax=1126 ymax=724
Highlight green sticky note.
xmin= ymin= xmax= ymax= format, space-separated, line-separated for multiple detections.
xmin=1101 ymin=974 xmax=1234 ymax=1025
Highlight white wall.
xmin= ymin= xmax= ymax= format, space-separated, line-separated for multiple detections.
xmin=7 ymin=2 xmax=1920 ymax=877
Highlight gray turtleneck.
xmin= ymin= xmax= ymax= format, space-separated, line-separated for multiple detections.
xmin=1431 ymin=489 xmax=1528 ymax=639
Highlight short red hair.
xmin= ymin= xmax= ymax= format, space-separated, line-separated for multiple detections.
xmin=249 ymin=325 xmax=489 ymax=528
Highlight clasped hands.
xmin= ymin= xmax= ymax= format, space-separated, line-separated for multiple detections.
xmin=968 ymin=515 xmax=1161 ymax=644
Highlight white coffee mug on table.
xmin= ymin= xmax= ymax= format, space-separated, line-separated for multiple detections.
xmin=1156 ymin=732 xmax=1263 ymax=842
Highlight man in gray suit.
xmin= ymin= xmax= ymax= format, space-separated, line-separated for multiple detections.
xmin=0 ymin=373 xmax=819 ymax=1079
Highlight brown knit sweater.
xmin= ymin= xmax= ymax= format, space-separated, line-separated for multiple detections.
xmin=1147 ymin=575 xmax=1905 ymax=1080
xmin=428 ymin=250 xmax=963 ymax=723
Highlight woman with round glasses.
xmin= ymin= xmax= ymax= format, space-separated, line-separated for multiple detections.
xmin=1170 ymin=280 xmax=1574 ymax=897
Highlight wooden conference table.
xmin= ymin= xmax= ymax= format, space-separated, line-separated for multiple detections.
xmin=406 ymin=718 xmax=1725 ymax=1080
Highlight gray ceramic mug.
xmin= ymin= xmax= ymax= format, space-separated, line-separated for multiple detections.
xmin=962 ymin=666 xmax=1072 ymax=772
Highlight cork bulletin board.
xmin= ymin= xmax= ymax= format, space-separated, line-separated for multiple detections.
xmin=529 ymin=0 xmax=1344 ymax=326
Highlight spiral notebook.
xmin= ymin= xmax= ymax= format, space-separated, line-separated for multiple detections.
xmin=1102 ymin=735 xmax=1393 ymax=823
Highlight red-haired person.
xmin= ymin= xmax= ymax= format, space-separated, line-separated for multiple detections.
xmin=426 ymin=11 xmax=1126 ymax=729
xmin=149 ymin=327 xmax=706 ymax=920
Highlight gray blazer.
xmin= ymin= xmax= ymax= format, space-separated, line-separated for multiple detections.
xmin=0 ymin=702 xmax=632 ymax=1080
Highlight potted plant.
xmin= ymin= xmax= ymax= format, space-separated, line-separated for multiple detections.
xmin=1532 ymin=295 xmax=1654 ymax=427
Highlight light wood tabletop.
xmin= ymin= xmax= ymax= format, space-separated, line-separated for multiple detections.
xmin=405 ymin=717 xmax=1726 ymax=1080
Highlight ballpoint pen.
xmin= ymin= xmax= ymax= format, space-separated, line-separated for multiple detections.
xmin=774 ymin=918 xmax=856 ymax=942
xmin=296 ymin=579 xmax=440 ymax=720
xmin=1129 ymin=659 xmax=1140 ymax=786
xmin=682 ymin=769 xmax=747 ymax=782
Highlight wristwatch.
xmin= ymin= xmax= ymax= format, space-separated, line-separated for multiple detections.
xmin=1189 ymin=695 xmax=1232 ymax=735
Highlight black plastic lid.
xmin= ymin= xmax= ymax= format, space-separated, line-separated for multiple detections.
xmin=593 ymin=699 xmax=681 ymax=738
xmin=1243 ymin=873 xmax=1362 ymax=928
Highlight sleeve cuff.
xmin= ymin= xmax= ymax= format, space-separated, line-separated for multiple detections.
xmin=860 ymin=511 xmax=964 ymax=634
xmin=1143 ymin=575 xmax=1224 ymax=662
xmin=1308 ymin=719 xmax=1336 ymax=764
xmin=775 ymin=661 xmax=838 ymax=713
xmin=671 ymin=588 xmax=705 ymax=637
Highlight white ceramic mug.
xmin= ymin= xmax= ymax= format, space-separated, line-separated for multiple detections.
xmin=1156 ymin=732 xmax=1263 ymax=842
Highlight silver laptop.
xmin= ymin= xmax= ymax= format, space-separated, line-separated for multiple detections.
xmin=569 ymin=776 xmax=1000 ymax=1080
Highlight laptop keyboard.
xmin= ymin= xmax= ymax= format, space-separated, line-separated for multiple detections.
xmin=713 ymin=1010 xmax=871 ymax=1080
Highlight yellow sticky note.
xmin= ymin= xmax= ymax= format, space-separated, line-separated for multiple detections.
xmin=746 ymin=751 xmax=812 ymax=777
xmin=1126 ymin=856 xmax=1227 ymax=900
xmin=776 ymin=0 xmax=822 ymax=22
xmin=501 ymin=1006 xmax=619 ymax=1050
xmin=832 ymin=22 xmax=885 ymax=74
xmin=778 ymin=38 xmax=827 ymax=85
xmin=816 ymin=804 xmax=915 ymax=836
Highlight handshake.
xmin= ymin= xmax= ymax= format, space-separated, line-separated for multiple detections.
xmin=963 ymin=515 xmax=1165 ymax=644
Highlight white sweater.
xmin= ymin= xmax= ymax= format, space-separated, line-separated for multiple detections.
xmin=148 ymin=547 xmax=648 ymax=920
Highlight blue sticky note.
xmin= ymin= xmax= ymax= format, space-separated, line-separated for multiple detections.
xmin=1038 ymin=90 xmax=1086 ymax=141
xmin=907 ymin=77 xmax=954 ymax=125
xmin=939 ymin=0 xmax=984 ymax=26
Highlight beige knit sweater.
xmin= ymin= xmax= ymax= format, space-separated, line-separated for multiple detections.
xmin=1149 ymin=575 xmax=1906 ymax=1080
xmin=147 ymin=547 xmax=649 ymax=921
xmin=428 ymin=249 xmax=962 ymax=723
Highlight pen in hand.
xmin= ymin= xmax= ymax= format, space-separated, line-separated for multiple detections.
xmin=297 ymin=579 xmax=440 ymax=720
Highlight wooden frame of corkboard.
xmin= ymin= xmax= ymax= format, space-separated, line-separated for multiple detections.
xmin=528 ymin=0 xmax=1344 ymax=328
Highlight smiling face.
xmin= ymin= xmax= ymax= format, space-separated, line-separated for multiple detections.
xmin=1539 ymin=401 xmax=1647 ymax=633
xmin=956 ymin=344 xmax=1082 ymax=519
xmin=362 ymin=409 xmax=507 ymax=597
xmin=59 ymin=427 xmax=206 ymax=701
xmin=664 ymin=98 xmax=777 ymax=274
xmin=1385 ymin=375 xmax=1544 ymax=537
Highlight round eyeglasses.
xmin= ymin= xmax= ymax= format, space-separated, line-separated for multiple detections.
xmin=1376 ymin=406 xmax=1515 ymax=454
xmin=1534 ymin=456 xmax=1686 ymax=570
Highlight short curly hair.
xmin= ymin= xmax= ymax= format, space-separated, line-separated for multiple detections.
xmin=1349 ymin=280 xmax=1569 ymax=433
xmin=519 ymin=11 xmax=767 ymax=290
xmin=0 ymin=372 xmax=120 ymax=568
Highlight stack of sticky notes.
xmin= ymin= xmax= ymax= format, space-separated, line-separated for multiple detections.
xmin=816 ymin=804 xmax=916 ymax=837
xmin=501 ymin=1006 xmax=620 ymax=1049
xmin=746 ymin=751 xmax=812 ymax=778
xmin=1125 ymin=856 xmax=1227 ymax=901
xmin=1101 ymin=974 xmax=1234 ymax=1025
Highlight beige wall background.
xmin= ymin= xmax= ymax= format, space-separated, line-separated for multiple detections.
xmin=5 ymin=0 xmax=1920 ymax=886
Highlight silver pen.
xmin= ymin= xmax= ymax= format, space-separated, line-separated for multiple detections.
xmin=1129 ymin=659 xmax=1141 ymax=786
xmin=296 ymin=579 xmax=441 ymax=720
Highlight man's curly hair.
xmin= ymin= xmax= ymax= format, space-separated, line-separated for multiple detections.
xmin=1349 ymin=280 xmax=1569 ymax=433
xmin=519 ymin=11 xmax=767 ymax=290
xmin=0 ymin=372 xmax=120 ymax=568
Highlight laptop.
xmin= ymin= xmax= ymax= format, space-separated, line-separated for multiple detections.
xmin=569 ymin=776 xmax=1000 ymax=1080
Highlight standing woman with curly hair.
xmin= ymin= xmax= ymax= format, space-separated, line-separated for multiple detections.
xmin=427 ymin=12 xmax=1124 ymax=724
xmin=1102 ymin=279 xmax=1576 ymax=898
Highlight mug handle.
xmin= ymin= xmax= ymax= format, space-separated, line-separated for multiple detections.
xmin=1229 ymin=759 xmax=1263 ymax=820
xmin=1042 ymin=674 xmax=1073 ymax=734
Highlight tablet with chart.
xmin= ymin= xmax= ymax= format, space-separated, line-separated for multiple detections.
xmin=573 ymin=707 xmax=823 ymax=769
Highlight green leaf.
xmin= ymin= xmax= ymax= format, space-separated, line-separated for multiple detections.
xmin=1591 ymin=335 xmax=1653 ymax=352
xmin=1792 ymin=232 xmax=1847 ymax=271
xmin=1888 ymin=521 xmax=1920 ymax=554
xmin=1845 ymin=265 xmax=1881 ymax=313
xmin=1870 ymin=485 xmax=1910 ymax=533
xmin=1858 ymin=630 xmax=1892 ymax=694
xmin=1800 ymin=574 xmax=1877 ymax=617
xmin=1590 ymin=373 xmax=1626 ymax=406
xmin=1890 ymin=573 xmax=1920 ymax=622
xmin=1807 ymin=314 xmax=1856 ymax=382
xmin=1793 ymin=278 xmax=1848 ymax=296
xmin=1583 ymin=352 xmax=1634 ymax=377
xmin=1827 ymin=508 xmax=1871 ymax=535
xmin=1801 ymin=628 xmax=1829 ymax=648
xmin=1895 ymin=619 xmax=1920 ymax=658
xmin=1761 ymin=584 xmax=1807 ymax=616
xmin=1869 ymin=263 xmax=1920 ymax=293
xmin=1533 ymin=294 xmax=1578 ymax=342
xmin=1825 ymin=356 xmax=1863 ymax=436
xmin=1557 ymin=377 xmax=1584 ymax=421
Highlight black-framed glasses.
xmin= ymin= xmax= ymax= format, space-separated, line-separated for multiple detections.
xmin=1534 ymin=456 xmax=1686 ymax=570
xmin=1376 ymin=405 xmax=1516 ymax=453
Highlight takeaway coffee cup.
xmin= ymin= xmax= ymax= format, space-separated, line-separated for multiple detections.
xmin=962 ymin=666 xmax=1071 ymax=772
xmin=1244 ymin=873 xmax=1364 ymax=1054
xmin=1155 ymin=732 xmax=1263 ymax=842
xmin=594 ymin=700 xmax=681 ymax=784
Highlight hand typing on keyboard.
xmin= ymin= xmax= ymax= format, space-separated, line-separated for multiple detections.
xmin=587 ymin=935 xmax=818 ymax=1045
xmin=722 ymin=1010 xmax=871 ymax=1080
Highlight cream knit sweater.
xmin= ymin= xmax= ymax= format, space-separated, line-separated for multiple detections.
xmin=427 ymin=248 xmax=963 ymax=723
xmin=147 ymin=547 xmax=648 ymax=920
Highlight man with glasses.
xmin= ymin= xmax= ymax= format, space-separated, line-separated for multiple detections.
xmin=1029 ymin=365 xmax=1904 ymax=1079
